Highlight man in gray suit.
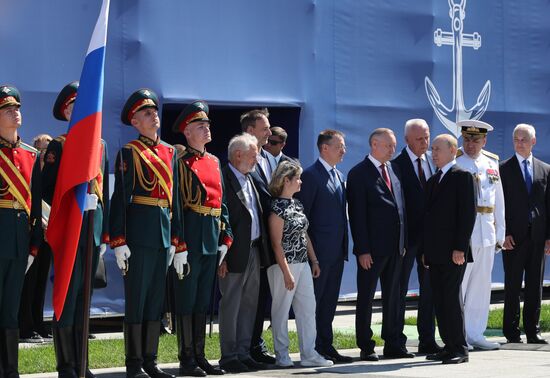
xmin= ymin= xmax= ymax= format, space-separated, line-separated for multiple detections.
xmin=218 ymin=133 xmax=271 ymax=373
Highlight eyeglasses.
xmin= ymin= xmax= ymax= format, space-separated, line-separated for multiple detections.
xmin=268 ymin=139 xmax=284 ymax=146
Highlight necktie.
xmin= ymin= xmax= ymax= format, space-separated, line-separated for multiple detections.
xmin=430 ymin=169 xmax=442 ymax=199
xmin=380 ymin=164 xmax=392 ymax=192
xmin=523 ymin=159 xmax=532 ymax=194
xmin=417 ymin=157 xmax=427 ymax=188
xmin=331 ymin=168 xmax=343 ymax=200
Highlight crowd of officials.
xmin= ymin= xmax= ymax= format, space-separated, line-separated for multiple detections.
xmin=0 ymin=82 xmax=549 ymax=378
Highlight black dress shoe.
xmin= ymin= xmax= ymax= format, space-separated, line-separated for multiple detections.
xmin=240 ymin=357 xmax=266 ymax=371
xmin=250 ymin=350 xmax=276 ymax=364
xmin=426 ymin=350 xmax=451 ymax=361
xmin=442 ymin=354 xmax=468 ymax=364
xmin=178 ymin=364 xmax=207 ymax=377
xmin=527 ymin=335 xmax=548 ymax=344
xmin=506 ymin=337 xmax=523 ymax=344
xmin=383 ymin=348 xmax=415 ymax=359
xmin=197 ymin=357 xmax=225 ymax=375
xmin=417 ymin=342 xmax=444 ymax=354
xmin=220 ymin=360 xmax=250 ymax=374
xmin=359 ymin=350 xmax=379 ymax=361
xmin=321 ymin=349 xmax=353 ymax=363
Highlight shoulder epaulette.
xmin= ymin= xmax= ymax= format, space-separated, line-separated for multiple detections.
xmin=481 ymin=149 xmax=499 ymax=161
xmin=456 ymin=149 xmax=464 ymax=158
xmin=20 ymin=142 xmax=37 ymax=153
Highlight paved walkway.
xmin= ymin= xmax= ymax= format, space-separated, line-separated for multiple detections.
xmin=21 ymin=300 xmax=550 ymax=377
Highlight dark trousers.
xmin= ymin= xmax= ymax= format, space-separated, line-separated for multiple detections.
xmin=0 ymin=258 xmax=27 ymax=328
xmin=397 ymin=246 xmax=436 ymax=347
xmin=314 ymin=258 xmax=344 ymax=353
xmin=173 ymin=252 xmax=217 ymax=315
xmin=19 ymin=241 xmax=52 ymax=337
xmin=250 ymin=266 xmax=271 ymax=353
xmin=355 ymin=253 xmax=402 ymax=353
xmin=124 ymin=245 xmax=168 ymax=324
xmin=429 ymin=262 xmax=467 ymax=356
xmin=502 ymin=238 xmax=546 ymax=339
xmin=55 ymin=243 xmax=99 ymax=327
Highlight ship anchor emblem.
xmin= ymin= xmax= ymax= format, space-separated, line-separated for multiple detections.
xmin=425 ymin=0 xmax=491 ymax=137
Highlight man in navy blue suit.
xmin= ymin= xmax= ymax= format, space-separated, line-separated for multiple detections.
xmin=296 ymin=129 xmax=352 ymax=363
xmin=392 ymin=119 xmax=441 ymax=355
xmin=347 ymin=128 xmax=409 ymax=361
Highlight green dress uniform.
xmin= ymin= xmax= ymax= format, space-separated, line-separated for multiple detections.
xmin=172 ymin=101 xmax=233 ymax=376
xmin=42 ymin=81 xmax=110 ymax=378
xmin=0 ymin=86 xmax=42 ymax=378
xmin=109 ymin=89 xmax=181 ymax=378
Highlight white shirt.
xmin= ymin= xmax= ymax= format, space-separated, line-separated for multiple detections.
xmin=438 ymin=159 xmax=456 ymax=181
xmin=319 ymin=157 xmax=342 ymax=190
xmin=456 ymin=150 xmax=505 ymax=247
xmin=516 ymin=152 xmax=533 ymax=183
xmin=229 ymin=163 xmax=261 ymax=240
xmin=368 ymin=154 xmax=389 ymax=180
xmin=266 ymin=151 xmax=282 ymax=173
xmin=257 ymin=149 xmax=272 ymax=183
xmin=406 ymin=146 xmax=432 ymax=180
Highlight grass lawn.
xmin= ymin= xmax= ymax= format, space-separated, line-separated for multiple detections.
xmin=404 ymin=304 xmax=550 ymax=332
xmin=20 ymin=330 xmax=377 ymax=374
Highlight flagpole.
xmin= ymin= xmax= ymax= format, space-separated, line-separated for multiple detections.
xmin=79 ymin=206 xmax=96 ymax=378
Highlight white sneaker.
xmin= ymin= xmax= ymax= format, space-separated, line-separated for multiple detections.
xmin=276 ymin=355 xmax=294 ymax=368
xmin=471 ymin=337 xmax=500 ymax=350
xmin=466 ymin=342 xmax=474 ymax=351
xmin=300 ymin=354 xmax=334 ymax=367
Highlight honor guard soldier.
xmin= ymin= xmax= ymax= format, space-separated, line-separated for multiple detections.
xmin=0 ymin=85 xmax=42 ymax=378
xmin=172 ymin=101 xmax=233 ymax=377
xmin=110 ymin=89 xmax=181 ymax=378
xmin=456 ymin=120 xmax=505 ymax=350
xmin=42 ymin=81 xmax=110 ymax=378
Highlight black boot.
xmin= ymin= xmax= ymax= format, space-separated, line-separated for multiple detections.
xmin=53 ymin=326 xmax=77 ymax=378
xmin=74 ymin=327 xmax=96 ymax=378
xmin=193 ymin=314 xmax=224 ymax=375
xmin=3 ymin=328 xmax=19 ymax=378
xmin=142 ymin=321 xmax=174 ymax=378
xmin=124 ymin=323 xmax=150 ymax=378
xmin=176 ymin=315 xmax=205 ymax=377
xmin=0 ymin=328 xmax=5 ymax=378
xmin=3 ymin=329 xmax=20 ymax=378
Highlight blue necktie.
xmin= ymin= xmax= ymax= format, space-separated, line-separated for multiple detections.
xmin=331 ymin=168 xmax=343 ymax=200
xmin=523 ymin=159 xmax=532 ymax=194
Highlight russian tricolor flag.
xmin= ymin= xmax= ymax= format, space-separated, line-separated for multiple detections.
xmin=47 ymin=0 xmax=110 ymax=319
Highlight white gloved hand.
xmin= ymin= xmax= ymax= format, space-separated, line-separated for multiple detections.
xmin=84 ymin=193 xmax=99 ymax=211
xmin=167 ymin=246 xmax=176 ymax=266
xmin=173 ymin=251 xmax=189 ymax=276
xmin=99 ymin=243 xmax=107 ymax=258
xmin=114 ymin=245 xmax=131 ymax=270
xmin=25 ymin=255 xmax=35 ymax=274
xmin=217 ymin=245 xmax=228 ymax=266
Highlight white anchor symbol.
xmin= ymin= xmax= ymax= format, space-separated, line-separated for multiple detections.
xmin=425 ymin=0 xmax=491 ymax=137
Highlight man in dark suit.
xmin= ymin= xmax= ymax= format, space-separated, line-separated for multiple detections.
xmin=500 ymin=123 xmax=550 ymax=344
xmin=218 ymin=133 xmax=272 ymax=373
xmin=347 ymin=128 xmax=408 ymax=361
xmin=392 ymin=119 xmax=441 ymax=355
xmin=263 ymin=126 xmax=294 ymax=171
xmin=423 ymin=134 xmax=476 ymax=364
xmin=241 ymin=109 xmax=276 ymax=364
xmin=296 ymin=129 xmax=352 ymax=363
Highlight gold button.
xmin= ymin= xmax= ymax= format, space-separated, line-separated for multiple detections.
xmin=13 ymin=150 xmax=17 ymax=154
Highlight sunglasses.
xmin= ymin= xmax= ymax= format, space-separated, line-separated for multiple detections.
xmin=268 ymin=139 xmax=284 ymax=146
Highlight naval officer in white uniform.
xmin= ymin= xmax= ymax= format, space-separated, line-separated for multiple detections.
xmin=455 ymin=119 xmax=505 ymax=350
